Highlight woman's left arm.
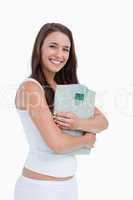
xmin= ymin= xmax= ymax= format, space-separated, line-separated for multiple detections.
xmin=77 ymin=107 xmax=109 ymax=133
xmin=53 ymin=107 xmax=108 ymax=134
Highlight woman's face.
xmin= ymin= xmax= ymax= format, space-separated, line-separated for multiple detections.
xmin=41 ymin=31 xmax=71 ymax=73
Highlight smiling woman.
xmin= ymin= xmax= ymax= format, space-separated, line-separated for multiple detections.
xmin=14 ymin=22 xmax=108 ymax=200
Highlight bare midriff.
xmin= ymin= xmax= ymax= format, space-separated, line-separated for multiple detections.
xmin=22 ymin=167 xmax=74 ymax=181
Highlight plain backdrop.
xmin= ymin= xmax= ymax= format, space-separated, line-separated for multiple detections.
xmin=0 ymin=0 xmax=133 ymax=199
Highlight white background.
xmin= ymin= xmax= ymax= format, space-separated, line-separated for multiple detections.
xmin=0 ymin=0 xmax=133 ymax=199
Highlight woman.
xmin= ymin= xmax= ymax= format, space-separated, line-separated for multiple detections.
xmin=14 ymin=23 xmax=108 ymax=200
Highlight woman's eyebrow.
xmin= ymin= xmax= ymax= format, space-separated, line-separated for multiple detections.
xmin=49 ymin=42 xmax=70 ymax=48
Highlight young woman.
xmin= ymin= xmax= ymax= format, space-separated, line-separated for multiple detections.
xmin=14 ymin=23 xmax=108 ymax=200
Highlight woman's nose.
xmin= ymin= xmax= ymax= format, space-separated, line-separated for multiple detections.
xmin=55 ymin=48 xmax=63 ymax=58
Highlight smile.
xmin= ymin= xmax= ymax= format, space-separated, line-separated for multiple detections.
xmin=49 ymin=59 xmax=63 ymax=65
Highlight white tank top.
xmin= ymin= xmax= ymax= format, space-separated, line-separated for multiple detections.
xmin=16 ymin=78 xmax=77 ymax=177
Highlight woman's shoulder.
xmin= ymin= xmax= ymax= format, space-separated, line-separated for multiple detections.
xmin=15 ymin=77 xmax=45 ymax=109
xmin=19 ymin=77 xmax=44 ymax=92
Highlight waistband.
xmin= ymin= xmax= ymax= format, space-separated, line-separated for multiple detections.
xmin=16 ymin=174 xmax=77 ymax=186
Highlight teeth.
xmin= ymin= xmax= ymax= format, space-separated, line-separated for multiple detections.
xmin=50 ymin=59 xmax=63 ymax=65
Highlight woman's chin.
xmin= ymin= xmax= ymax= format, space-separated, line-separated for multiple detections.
xmin=51 ymin=66 xmax=63 ymax=72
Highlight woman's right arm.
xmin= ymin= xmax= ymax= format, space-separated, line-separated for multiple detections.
xmin=16 ymin=81 xmax=93 ymax=154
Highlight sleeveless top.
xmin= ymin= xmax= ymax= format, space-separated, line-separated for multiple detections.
xmin=16 ymin=78 xmax=77 ymax=177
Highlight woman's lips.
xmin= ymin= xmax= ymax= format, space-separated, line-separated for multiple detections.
xmin=49 ymin=59 xmax=63 ymax=65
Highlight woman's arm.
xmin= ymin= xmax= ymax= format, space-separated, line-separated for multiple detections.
xmin=77 ymin=107 xmax=108 ymax=133
xmin=54 ymin=107 xmax=108 ymax=134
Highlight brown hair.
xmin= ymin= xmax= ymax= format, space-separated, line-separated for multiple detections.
xmin=28 ymin=23 xmax=79 ymax=113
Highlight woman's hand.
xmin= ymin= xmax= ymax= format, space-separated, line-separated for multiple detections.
xmin=53 ymin=112 xmax=96 ymax=148
xmin=53 ymin=112 xmax=80 ymax=130
xmin=83 ymin=132 xmax=96 ymax=148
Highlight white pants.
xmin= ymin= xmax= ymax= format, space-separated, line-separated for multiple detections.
xmin=14 ymin=175 xmax=78 ymax=200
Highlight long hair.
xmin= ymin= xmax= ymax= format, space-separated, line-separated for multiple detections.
xmin=28 ymin=23 xmax=79 ymax=113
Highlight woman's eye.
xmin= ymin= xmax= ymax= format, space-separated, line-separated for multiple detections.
xmin=64 ymin=48 xmax=70 ymax=52
xmin=49 ymin=45 xmax=56 ymax=48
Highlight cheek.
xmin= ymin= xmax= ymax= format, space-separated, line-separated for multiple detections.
xmin=41 ymin=54 xmax=50 ymax=68
xmin=41 ymin=49 xmax=51 ymax=62
xmin=41 ymin=46 xmax=53 ymax=57
xmin=64 ymin=53 xmax=69 ymax=62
